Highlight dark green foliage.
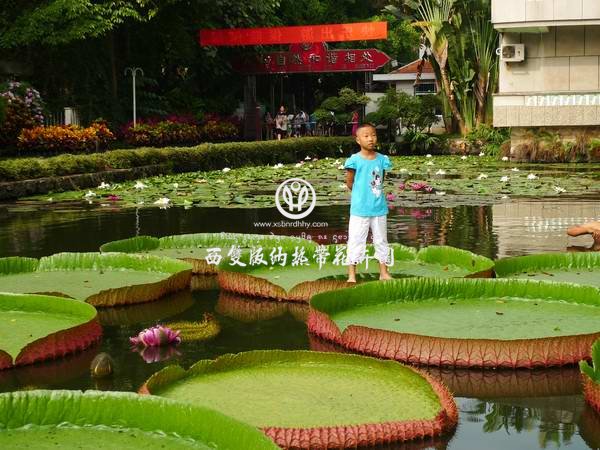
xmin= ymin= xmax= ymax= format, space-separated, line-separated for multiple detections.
xmin=0 ymin=137 xmax=355 ymax=182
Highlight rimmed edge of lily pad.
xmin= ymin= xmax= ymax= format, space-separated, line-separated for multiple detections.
xmin=215 ymin=290 xmax=308 ymax=323
xmin=139 ymin=350 xmax=458 ymax=449
xmin=100 ymin=233 xmax=316 ymax=274
xmin=0 ymin=252 xmax=192 ymax=307
xmin=495 ymin=252 xmax=600 ymax=284
xmin=581 ymin=340 xmax=600 ymax=415
xmin=0 ymin=293 xmax=101 ymax=370
xmin=308 ymin=334 xmax=582 ymax=399
xmin=218 ymin=244 xmax=494 ymax=303
xmin=0 ymin=390 xmax=279 ymax=450
xmin=309 ymin=278 xmax=600 ymax=369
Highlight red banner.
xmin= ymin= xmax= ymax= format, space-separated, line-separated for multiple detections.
xmin=199 ymin=22 xmax=387 ymax=46
xmin=234 ymin=43 xmax=391 ymax=74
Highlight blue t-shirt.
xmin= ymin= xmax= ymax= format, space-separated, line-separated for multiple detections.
xmin=344 ymin=152 xmax=393 ymax=217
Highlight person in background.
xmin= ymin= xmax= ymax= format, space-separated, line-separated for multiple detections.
xmin=265 ymin=111 xmax=274 ymax=140
xmin=351 ymin=110 xmax=360 ymax=136
xmin=274 ymin=106 xmax=288 ymax=141
xmin=287 ymin=111 xmax=295 ymax=138
xmin=292 ymin=111 xmax=303 ymax=137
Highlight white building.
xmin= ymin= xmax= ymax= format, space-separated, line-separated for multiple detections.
xmin=492 ymin=1 xmax=600 ymax=143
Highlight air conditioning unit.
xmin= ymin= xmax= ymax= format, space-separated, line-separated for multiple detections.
xmin=501 ymin=44 xmax=525 ymax=62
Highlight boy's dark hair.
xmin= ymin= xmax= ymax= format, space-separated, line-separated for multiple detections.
xmin=355 ymin=123 xmax=376 ymax=133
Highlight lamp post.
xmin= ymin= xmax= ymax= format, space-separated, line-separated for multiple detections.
xmin=124 ymin=67 xmax=144 ymax=126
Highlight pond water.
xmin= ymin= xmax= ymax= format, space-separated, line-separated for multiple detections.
xmin=1 ymin=197 xmax=600 ymax=449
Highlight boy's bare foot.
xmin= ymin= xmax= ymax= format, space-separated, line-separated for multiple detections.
xmin=346 ymin=279 xmax=357 ymax=284
xmin=379 ymin=274 xmax=393 ymax=281
xmin=379 ymin=262 xmax=393 ymax=280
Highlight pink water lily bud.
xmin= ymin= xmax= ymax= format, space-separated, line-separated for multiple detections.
xmin=386 ymin=193 xmax=395 ymax=201
xmin=130 ymin=325 xmax=181 ymax=347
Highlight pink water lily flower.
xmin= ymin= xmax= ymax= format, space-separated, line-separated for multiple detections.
xmin=386 ymin=193 xmax=396 ymax=201
xmin=130 ymin=325 xmax=181 ymax=347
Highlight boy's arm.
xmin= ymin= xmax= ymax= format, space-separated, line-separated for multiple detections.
xmin=345 ymin=169 xmax=355 ymax=190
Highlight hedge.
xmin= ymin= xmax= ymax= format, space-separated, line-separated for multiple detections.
xmin=0 ymin=137 xmax=356 ymax=183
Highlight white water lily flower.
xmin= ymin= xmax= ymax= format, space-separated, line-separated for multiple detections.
xmin=47 ymin=197 xmax=53 ymax=202
xmin=295 ymin=163 xmax=303 ymax=168
xmin=84 ymin=190 xmax=96 ymax=198
xmin=461 ymin=155 xmax=468 ymax=160
xmin=435 ymin=191 xmax=446 ymax=196
xmin=305 ymin=155 xmax=311 ymax=160
xmin=502 ymin=156 xmax=509 ymax=161
xmin=196 ymin=179 xmax=207 ymax=184
xmin=222 ymin=167 xmax=231 ymax=173
xmin=426 ymin=161 xmax=434 ymax=166
xmin=479 ymin=152 xmax=485 ymax=157
xmin=338 ymin=164 xmax=345 ymax=170
xmin=426 ymin=154 xmax=432 ymax=158
xmin=339 ymin=184 xmax=347 ymax=190
xmin=216 ymin=179 xmax=225 ymax=184
xmin=153 ymin=197 xmax=170 ymax=206
xmin=97 ymin=182 xmax=111 ymax=189
xmin=501 ymin=195 xmax=509 ymax=199
xmin=511 ymin=167 xmax=520 ymax=172
xmin=172 ymin=183 xmax=179 ymax=189
xmin=500 ymin=176 xmax=510 ymax=182
xmin=325 ymin=157 xmax=329 ymax=160
xmin=435 ymin=169 xmax=446 ymax=175
xmin=399 ymin=168 xmax=408 ymax=173
xmin=553 ymin=186 xmax=566 ymax=194
xmin=477 ymin=173 xmax=488 ymax=180
xmin=274 ymin=163 xmax=284 ymax=169
xmin=527 ymin=173 xmax=538 ymax=180
xmin=134 ymin=181 xmax=147 ymax=190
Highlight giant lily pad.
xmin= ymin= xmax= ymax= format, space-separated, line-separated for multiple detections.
xmin=0 ymin=390 xmax=278 ymax=449
xmin=580 ymin=339 xmax=600 ymax=416
xmin=140 ymin=350 xmax=457 ymax=449
xmin=495 ymin=252 xmax=600 ymax=288
xmin=100 ymin=233 xmax=315 ymax=274
xmin=0 ymin=293 xmax=101 ymax=370
xmin=0 ymin=252 xmax=192 ymax=307
xmin=309 ymin=278 xmax=600 ymax=369
xmin=215 ymin=291 xmax=308 ymax=323
xmin=218 ymin=243 xmax=494 ymax=302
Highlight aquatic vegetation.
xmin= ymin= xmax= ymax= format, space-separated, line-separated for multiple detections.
xmin=0 ymin=293 xmax=101 ymax=370
xmin=22 ymin=156 xmax=600 ymax=209
xmin=495 ymin=252 xmax=600 ymax=289
xmin=0 ymin=252 xmax=192 ymax=307
xmin=140 ymin=350 xmax=457 ymax=449
xmin=90 ymin=353 xmax=114 ymax=378
xmin=0 ymin=390 xmax=278 ymax=449
xmin=130 ymin=325 xmax=181 ymax=347
xmin=581 ymin=340 xmax=600 ymax=417
xmin=309 ymin=278 xmax=600 ymax=368
xmin=165 ymin=313 xmax=221 ymax=342
xmin=218 ymin=243 xmax=493 ymax=302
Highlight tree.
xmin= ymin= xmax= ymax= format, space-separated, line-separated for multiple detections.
xmin=368 ymin=88 xmax=440 ymax=133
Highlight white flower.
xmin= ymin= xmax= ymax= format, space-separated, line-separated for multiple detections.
xmin=435 ymin=191 xmax=446 ymax=196
xmin=511 ymin=167 xmax=520 ymax=172
xmin=97 ymin=182 xmax=111 ymax=189
xmin=501 ymin=195 xmax=509 ymax=199
xmin=502 ymin=156 xmax=509 ymax=161
xmin=399 ymin=168 xmax=408 ymax=173
xmin=47 ymin=197 xmax=53 ymax=202
xmin=435 ymin=169 xmax=446 ymax=175
xmin=500 ymin=176 xmax=510 ymax=182
xmin=312 ymin=158 xmax=318 ymax=162
xmin=172 ymin=183 xmax=179 ymax=189
xmin=339 ymin=184 xmax=347 ymax=190
xmin=337 ymin=164 xmax=345 ymax=170
xmin=216 ymin=179 xmax=225 ymax=184
xmin=295 ymin=163 xmax=303 ymax=168
xmin=461 ymin=155 xmax=468 ymax=160
xmin=84 ymin=190 xmax=96 ymax=198
xmin=426 ymin=154 xmax=432 ymax=158
xmin=222 ymin=167 xmax=231 ymax=173
xmin=527 ymin=173 xmax=538 ymax=180
xmin=477 ymin=173 xmax=488 ymax=180
xmin=196 ymin=179 xmax=207 ymax=184
xmin=274 ymin=163 xmax=284 ymax=168
xmin=479 ymin=152 xmax=485 ymax=157
xmin=305 ymin=155 xmax=311 ymax=160
xmin=134 ymin=181 xmax=147 ymax=190
xmin=325 ymin=157 xmax=329 ymax=160
xmin=153 ymin=197 xmax=171 ymax=206
xmin=553 ymin=186 xmax=566 ymax=194
xmin=426 ymin=161 xmax=434 ymax=166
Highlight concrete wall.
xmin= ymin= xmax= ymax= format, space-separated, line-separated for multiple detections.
xmin=493 ymin=0 xmax=600 ymax=24
xmin=494 ymin=25 xmax=600 ymax=126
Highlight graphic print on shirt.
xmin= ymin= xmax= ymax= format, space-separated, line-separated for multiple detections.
xmin=370 ymin=168 xmax=382 ymax=197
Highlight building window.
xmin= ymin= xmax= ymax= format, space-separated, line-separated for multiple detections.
xmin=414 ymin=82 xmax=436 ymax=96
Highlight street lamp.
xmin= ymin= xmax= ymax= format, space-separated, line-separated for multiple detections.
xmin=124 ymin=67 xmax=144 ymax=126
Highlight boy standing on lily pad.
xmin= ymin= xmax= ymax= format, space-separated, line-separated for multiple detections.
xmin=344 ymin=123 xmax=393 ymax=283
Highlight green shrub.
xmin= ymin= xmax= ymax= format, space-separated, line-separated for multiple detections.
xmin=0 ymin=136 xmax=355 ymax=182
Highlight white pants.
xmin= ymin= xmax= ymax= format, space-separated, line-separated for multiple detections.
xmin=347 ymin=215 xmax=390 ymax=265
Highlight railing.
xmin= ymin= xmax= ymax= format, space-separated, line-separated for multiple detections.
xmin=44 ymin=107 xmax=80 ymax=127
